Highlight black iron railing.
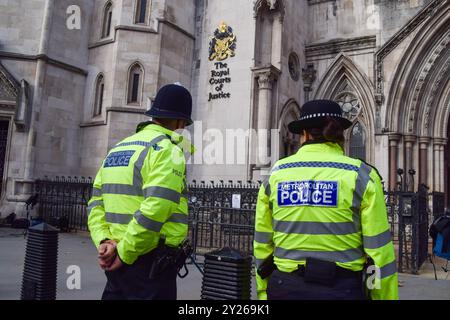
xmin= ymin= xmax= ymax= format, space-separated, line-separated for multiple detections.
xmin=189 ymin=206 xmax=255 ymax=258
xmin=385 ymin=187 xmax=445 ymax=274
xmin=34 ymin=177 xmax=447 ymax=274
xmin=35 ymin=176 xmax=93 ymax=232
xmin=187 ymin=181 xmax=260 ymax=209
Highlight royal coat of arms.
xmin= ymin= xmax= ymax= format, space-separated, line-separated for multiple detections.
xmin=209 ymin=22 xmax=237 ymax=62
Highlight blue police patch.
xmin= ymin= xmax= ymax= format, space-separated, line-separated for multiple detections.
xmin=277 ymin=181 xmax=338 ymax=207
xmin=104 ymin=150 xmax=135 ymax=168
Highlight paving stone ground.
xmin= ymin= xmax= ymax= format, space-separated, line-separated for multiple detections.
xmin=1 ymin=227 xmax=449 ymax=300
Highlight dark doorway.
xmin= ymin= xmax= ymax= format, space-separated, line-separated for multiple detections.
xmin=0 ymin=120 xmax=9 ymax=197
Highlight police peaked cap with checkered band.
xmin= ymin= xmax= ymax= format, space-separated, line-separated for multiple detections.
xmin=288 ymin=100 xmax=353 ymax=134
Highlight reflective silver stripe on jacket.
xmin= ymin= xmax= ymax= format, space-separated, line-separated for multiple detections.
xmin=167 ymin=213 xmax=188 ymax=224
xmin=351 ymin=162 xmax=372 ymax=229
xmin=274 ymin=246 xmax=364 ymax=263
xmin=380 ymin=260 xmax=397 ymax=279
xmin=87 ymin=200 xmax=104 ymax=215
xmin=105 ymin=213 xmax=133 ymax=224
xmin=273 ymin=220 xmax=358 ymax=236
xmin=134 ymin=211 xmax=164 ymax=232
xmin=102 ymin=184 xmax=142 ymax=196
xmin=133 ymin=135 xmax=168 ymax=191
xmin=263 ymin=179 xmax=271 ymax=198
xmin=363 ymin=230 xmax=392 ymax=249
xmin=143 ymin=186 xmax=181 ymax=204
xmin=254 ymin=231 xmax=273 ymax=244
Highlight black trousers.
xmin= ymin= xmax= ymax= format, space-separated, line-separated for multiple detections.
xmin=267 ymin=269 xmax=367 ymax=300
xmin=101 ymin=251 xmax=178 ymax=300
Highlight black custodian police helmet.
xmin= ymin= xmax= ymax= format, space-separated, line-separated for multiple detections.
xmin=146 ymin=83 xmax=193 ymax=125
xmin=288 ymin=100 xmax=352 ymax=134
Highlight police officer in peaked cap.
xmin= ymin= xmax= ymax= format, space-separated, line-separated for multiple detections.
xmin=88 ymin=83 xmax=194 ymax=300
xmin=254 ymin=100 xmax=399 ymax=300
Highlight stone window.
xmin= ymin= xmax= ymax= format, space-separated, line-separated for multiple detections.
xmin=349 ymin=122 xmax=366 ymax=161
xmin=102 ymin=1 xmax=113 ymax=39
xmin=135 ymin=0 xmax=149 ymax=24
xmin=127 ymin=63 xmax=144 ymax=105
xmin=335 ymin=89 xmax=361 ymax=123
xmin=93 ymin=74 xmax=105 ymax=117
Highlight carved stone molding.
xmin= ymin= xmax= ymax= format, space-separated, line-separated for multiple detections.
xmin=252 ymin=65 xmax=281 ymax=90
xmin=374 ymin=0 xmax=446 ymax=98
xmin=302 ymin=63 xmax=317 ymax=92
xmin=433 ymin=137 xmax=448 ymax=146
xmin=0 ymin=62 xmax=19 ymax=102
xmin=407 ymin=31 xmax=450 ymax=133
xmin=404 ymin=134 xmax=417 ymax=144
xmin=253 ymin=0 xmax=285 ymax=19
xmin=418 ymin=136 xmax=431 ymax=148
xmin=257 ymin=72 xmax=276 ymax=90
xmin=388 ymin=133 xmax=402 ymax=143
xmin=306 ymin=36 xmax=376 ymax=61
xmin=423 ymin=55 xmax=450 ymax=132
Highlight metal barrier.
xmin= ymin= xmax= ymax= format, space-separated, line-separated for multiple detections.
xmin=35 ymin=177 xmax=92 ymax=232
xmin=189 ymin=206 xmax=255 ymax=258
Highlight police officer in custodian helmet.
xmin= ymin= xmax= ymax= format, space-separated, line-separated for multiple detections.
xmin=88 ymin=83 xmax=194 ymax=300
xmin=253 ymin=100 xmax=399 ymax=300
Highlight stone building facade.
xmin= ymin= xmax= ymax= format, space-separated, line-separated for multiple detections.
xmin=0 ymin=0 xmax=449 ymax=215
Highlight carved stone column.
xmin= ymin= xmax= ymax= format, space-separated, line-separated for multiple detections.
xmin=433 ymin=138 xmax=447 ymax=192
xmin=271 ymin=14 xmax=283 ymax=69
xmin=388 ymin=133 xmax=401 ymax=191
xmin=257 ymin=72 xmax=275 ymax=132
xmin=404 ymin=135 xmax=417 ymax=191
xmin=418 ymin=137 xmax=431 ymax=188
xmin=252 ymin=66 xmax=280 ymax=168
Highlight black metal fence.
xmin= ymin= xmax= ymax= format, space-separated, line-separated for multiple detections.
xmin=35 ymin=177 xmax=92 ymax=232
xmin=187 ymin=181 xmax=260 ymax=209
xmin=189 ymin=206 xmax=255 ymax=258
xmin=33 ymin=177 xmax=447 ymax=274
xmin=385 ymin=188 xmax=445 ymax=274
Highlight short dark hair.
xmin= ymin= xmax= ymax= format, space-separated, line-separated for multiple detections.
xmin=306 ymin=117 xmax=345 ymax=144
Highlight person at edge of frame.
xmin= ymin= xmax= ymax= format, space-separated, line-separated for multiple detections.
xmin=254 ymin=99 xmax=399 ymax=300
xmin=87 ymin=83 xmax=195 ymax=300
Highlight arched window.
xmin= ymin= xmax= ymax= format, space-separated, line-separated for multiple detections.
xmin=102 ymin=2 xmax=113 ymax=38
xmin=135 ymin=0 xmax=148 ymax=24
xmin=279 ymin=101 xmax=301 ymax=159
xmin=127 ymin=63 xmax=144 ymax=105
xmin=349 ymin=122 xmax=366 ymax=161
xmin=93 ymin=74 xmax=105 ymax=117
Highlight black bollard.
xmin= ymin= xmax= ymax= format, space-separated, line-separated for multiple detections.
xmin=201 ymin=247 xmax=252 ymax=300
xmin=20 ymin=223 xmax=59 ymax=300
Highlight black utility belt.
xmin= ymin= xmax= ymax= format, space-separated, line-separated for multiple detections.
xmin=295 ymin=265 xmax=362 ymax=279
xmin=292 ymin=258 xmax=362 ymax=286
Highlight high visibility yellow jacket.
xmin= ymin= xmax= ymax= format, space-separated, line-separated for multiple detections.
xmin=254 ymin=142 xmax=398 ymax=300
xmin=87 ymin=123 xmax=191 ymax=265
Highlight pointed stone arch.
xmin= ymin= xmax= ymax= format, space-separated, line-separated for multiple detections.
xmin=278 ymin=99 xmax=301 ymax=159
xmin=314 ymin=53 xmax=376 ymax=163
xmin=386 ymin=3 xmax=450 ymax=136
xmin=383 ymin=2 xmax=450 ymax=193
